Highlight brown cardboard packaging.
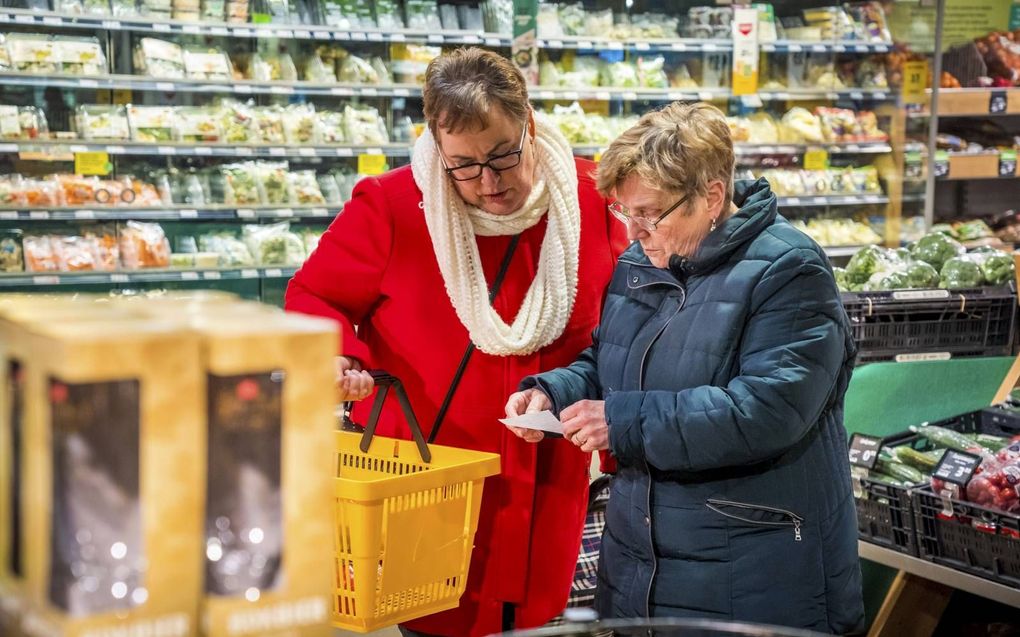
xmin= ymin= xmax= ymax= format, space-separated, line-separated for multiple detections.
xmin=187 ymin=313 xmax=337 ymax=637
xmin=18 ymin=318 xmax=205 ymax=637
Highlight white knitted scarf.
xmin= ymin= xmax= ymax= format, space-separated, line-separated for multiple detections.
xmin=411 ymin=113 xmax=581 ymax=356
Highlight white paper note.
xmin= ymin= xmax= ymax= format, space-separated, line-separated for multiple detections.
xmin=499 ymin=410 xmax=564 ymax=435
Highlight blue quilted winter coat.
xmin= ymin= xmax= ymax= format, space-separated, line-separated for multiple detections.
xmin=523 ymin=178 xmax=865 ymax=635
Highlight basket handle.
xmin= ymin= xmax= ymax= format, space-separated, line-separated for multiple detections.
xmin=341 ymin=370 xmax=432 ymax=464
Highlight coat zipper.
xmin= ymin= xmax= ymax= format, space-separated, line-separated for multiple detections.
xmin=637 ymin=286 xmax=686 ymax=617
xmin=705 ymin=498 xmax=804 ymax=542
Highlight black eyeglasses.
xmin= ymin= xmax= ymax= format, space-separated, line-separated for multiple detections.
xmin=438 ymin=125 xmax=528 ymax=182
xmin=609 ymin=193 xmax=690 ymax=232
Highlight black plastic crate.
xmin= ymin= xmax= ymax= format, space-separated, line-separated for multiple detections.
xmin=855 ymin=476 xmax=917 ymax=556
xmin=842 ymin=285 xmax=1017 ymax=363
xmin=913 ymin=486 xmax=1020 ymax=588
xmin=855 ymin=407 xmax=1020 ymax=558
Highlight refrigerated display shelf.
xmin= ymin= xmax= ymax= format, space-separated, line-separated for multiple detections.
xmin=0 ymin=266 xmax=298 ymax=287
xmin=0 ymin=206 xmax=337 ymax=221
xmin=761 ymin=40 xmax=893 ymax=53
xmin=0 ymin=8 xmax=510 ymax=46
xmin=572 ymin=142 xmax=893 ymax=157
xmin=535 ymin=37 xmax=731 ymax=52
xmin=0 ymin=72 xmax=423 ymax=97
xmin=0 ymin=140 xmax=412 ymax=159
xmin=777 ymin=194 xmax=889 ymax=206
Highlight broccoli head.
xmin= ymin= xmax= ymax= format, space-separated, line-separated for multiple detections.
xmin=910 ymin=233 xmax=966 ymax=271
xmin=939 ymin=257 xmax=984 ymax=289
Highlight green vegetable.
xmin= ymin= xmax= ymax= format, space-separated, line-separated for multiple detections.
xmin=867 ymin=471 xmax=908 ymax=487
xmin=893 ymin=446 xmax=940 ymax=473
xmin=894 ymin=247 xmax=913 ymax=262
xmin=876 ymin=458 xmax=925 ymax=484
xmin=846 ymin=245 xmax=894 ymax=285
xmin=911 ymin=424 xmax=987 ymax=453
xmin=954 ymin=220 xmax=994 ymax=241
xmin=964 ymin=433 xmax=1012 ymax=452
xmin=939 ymin=256 xmax=984 ymax=289
xmin=833 ymin=266 xmax=848 ymax=292
xmin=910 ymin=232 xmax=966 ymax=271
xmin=905 ymin=261 xmax=939 ymax=288
xmin=980 ymin=252 xmax=1015 ymax=286
xmin=864 ymin=270 xmax=909 ymax=291
xmin=930 ymin=223 xmax=955 ymax=237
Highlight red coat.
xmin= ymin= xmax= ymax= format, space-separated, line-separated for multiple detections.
xmin=285 ymin=159 xmax=627 ymax=636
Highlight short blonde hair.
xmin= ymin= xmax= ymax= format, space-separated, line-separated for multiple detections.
xmin=422 ymin=48 xmax=530 ymax=136
xmin=596 ymin=102 xmax=734 ymax=208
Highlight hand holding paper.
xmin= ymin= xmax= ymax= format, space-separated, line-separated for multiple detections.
xmin=499 ymin=410 xmax=564 ymax=436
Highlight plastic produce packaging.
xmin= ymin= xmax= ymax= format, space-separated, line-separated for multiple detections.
xmin=637 ymin=56 xmax=668 ymax=89
xmin=0 ymin=229 xmax=22 ymax=272
xmin=481 ymin=0 xmax=513 ymax=34
xmin=134 ymin=38 xmax=186 ymax=78
xmin=257 ymin=161 xmax=290 ymax=205
xmin=282 ymin=104 xmax=319 ymax=144
xmin=0 ymin=106 xmax=48 ymax=140
xmin=221 ymin=162 xmax=262 ymax=206
xmin=600 ymin=61 xmax=640 ymax=88
xmin=288 ymin=170 xmax=326 ymax=205
xmin=303 ymin=53 xmax=337 ymax=83
xmin=58 ymin=37 xmax=107 ymax=75
xmin=110 ymin=0 xmax=138 ymax=15
xmin=390 ymin=44 xmax=440 ymax=85
xmin=7 ymin=34 xmax=59 ymax=74
xmin=23 ymin=235 xmax=59 ymax=272
xmin=253 ymin=107 xmax=286 ymax=144
xmin=184 ymin=49 xmax=233 ymax=81
xmin=338 ymin=53 xmax=382 ymax=84
xmin=317 ymin=174 xmax=342 ymax=204
xmin=217 ymin=100 xmax=257 ymax=144
xmin=249 ymin=52 xmax=298 ymax=82
xmin=173 ymin=106 xmax=221 ymax=143
xmin=343 ymin=105 xmax=388 ymax=145
xmin=198 ymin=232 xmax=253 ymax=265
xmin=242 ymin=222 xmax=305 ymax=265
xmin=127 ymin=105 xmax=175 ymax=143
xmin=780 ymin=107 xmax=825 ymax=144
xmin=119 ymin=220 xmax=171 ymax=269
xmin=76 ymin=105 xmax=130 ymax=141
xmin=318 ymin=110 xmax=346 ymax=143
xmin=374 ymin=0 xmax=403 ymax=29
xmin=405 ymin=0 xmax=442 ymax=31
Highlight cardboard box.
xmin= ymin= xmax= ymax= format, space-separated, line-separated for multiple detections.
xmin=18 ymin=319 xmax=204 ymax=637
xmin=188 ymin=314 xmax=337 ymax=637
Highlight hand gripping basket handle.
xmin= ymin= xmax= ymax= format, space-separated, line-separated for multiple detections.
xmin=355 ymin=370 xmax=432 ymax=464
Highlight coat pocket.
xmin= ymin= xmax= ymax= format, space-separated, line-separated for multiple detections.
xmin=705 ymin=498 xmax=804 ymax=543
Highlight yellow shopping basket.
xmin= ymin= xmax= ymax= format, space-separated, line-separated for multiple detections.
xmin=333 ymin=372 xmax=500 ymax=632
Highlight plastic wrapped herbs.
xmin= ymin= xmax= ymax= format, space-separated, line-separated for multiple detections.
xmin=174 ymin=107 xmax=222 ymax=143
xmin=58 ymin=37 xmax=108 ymax=75
xmin=183 ymin=49 xmax=233 ymax=81
xmin=217 ymin=100 xmax=258 ymax=144
xmin=287 ymin=170 xmax=326 ymax=205
xmin=6 ymin=34 xmax=59 ymax=74
xmin=76 ymin=105 xmax=131 ymax=141
xmin=342 ymin=105 xmax=388 ymax=145
xmin=282 ymin=103 xmax=319 ymax=144
xmin=257 ymin=162 xmax=290 ymax=205
xmin=405 ymin=0 xmax=442 ymax=31
xmin=242 ymin=222 xmax=306 ymax=265
xmin=374 ymin=0 xmax=403 ymax=29
xmin=252 ymin=107 xmax=286 ymax=144
xmin=127 ymin=105 xmax=175 ymax=143
xmin=221 ymin=162 xmax=262 ymax=206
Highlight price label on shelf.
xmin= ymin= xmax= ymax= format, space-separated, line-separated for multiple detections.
xmin=275 ymin=29 xmax=294 ymax=39
xmin=181 ymin=271 xmax=200 ymax=281
xmin=485 ymin=37 xmax=502 ymax=47
xmin=33 ymin=276 xmax=60 ymax=286
xmin=593 ymin=151 xmax=603 ymax=163
xmin=275 ymin=208 xmax=295 ymax=218
xmin=427 ymin=34 xmax=443 ymax=44
xmin=233 ymin=27 xmax=253 ymax=37
xmin=74 ymin=210 xmax=96 ymax=220
xmin=671 ymin=42 xmax=687 ymax=51
xmin=893 ymin=352 xmax=952 ymax=363
xmin=803 ymin=149 xmax=828 ymax=171
xmin=932 ymin=450 xmax=983 ymax=487
xmin=80 ymin=79 xmax=99 ymax=88
xmin=153 ymin=22 xmax=172 ymax=32
xmin=394 ymin=88 xmax=410 ymax=97
xmin=313 ymin=31 xmax=332 ymax=40
xmin=892 ymin=289 xmax=950 ymax=301
xmin=234 ymin=147 xmax=254 ymax=156
xmin=0 ymin=212 xmax=17 ymax=220
xmin=991 ymin=90 xmax=1008 ymax=114
xmin=110 ymin=273 xmax=130 ymax=283
xmin=29 ymin=211 xmax=49 ymax=220
xmin=43 ymin=16 xmax=63 ymax=26
xmin=622 ymin=92 xmax=638 ymax=101
xmin=236 ymin=208 xmax=256 ymax=219
xmin=310 ymin=208 xmax=329 ymax=217
xmin=330 ymin=87 xmax=354 ymax=96
xmin=195 ymin=146 xmax=212 ymax=155
xmin=265 ymin=268 xmax=284 ymax=278
xmin=391 ymin=33 xmax=407 ymax=42
xmin=203 ymin=271 xmax=222 ymax=280
xmin=350 ymin=31 xmax=367 ymax=41
xmin=847 ymin=433 xmax=882 ymax=469
xmin=463 ymin=34 xmax=481 ymax=44
xmin=934 ymin=150 xmax=950 ymax=178
xmin=360 ymin=87 xmax=378 ymax=96
xmin=635 ymin=42 xmax=651 ymax=51
xmin=74 ymin=151 xmax=111 ymax=176
xmin=298 ymin=147 xmax=316 ymax=157
xmin=849 ymin=91 xmax=865 ymax=101
xmin=358 ymin=154 xmax=387 ymax=175
xmin=270 ymin=86 xmax=294 ymax=95
xmin=182 ymin=24 xmax=201 ymax=34
xmin=105 ymin=145 xmax=126 ymax=154
xmin=902 ymin=60 xmax=928 ymax=105
xmin=269 ymin=147 xmax=287 ymax=156
xmin=157 ymin=146 xmax=176 ymax=156
xmin=179 ymin=209 xmax=199 ymax=219
xmin=101 ymin=20 xmax=121 ymax=30
xmin=211 ymin=27 xmax=230 ymax=36
xmin=999 ymin=149 xmax=1017 ymax=177
xmin=241 ymin=269 xmax=259 ymax=279
xmin=294 ymin=30 xmax=311 ymax=39
xmin=14 ymin=14 xmax=35 ymax=23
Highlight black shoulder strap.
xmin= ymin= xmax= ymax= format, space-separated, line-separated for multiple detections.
xmin=428 ymin=233 xmax=522 ymax=444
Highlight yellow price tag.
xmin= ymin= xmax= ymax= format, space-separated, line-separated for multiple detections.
xmin=74 ymin=151 xmax=111 ymax=176
xmin=113 ymin=89 xmax=133 ymax=105
xmin=357 ymin=154 xmax=387 ymax=175
xmin=903 ymin=60 xmax=928 ymax=106
xmin=803 ymin=149 xmax=829 ymax=171
xmin=593 ymin=151 xmax=603 ymax=163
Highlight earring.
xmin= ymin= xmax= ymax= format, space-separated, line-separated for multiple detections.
xmin=710 ymin=218 xmax=717 ymax=232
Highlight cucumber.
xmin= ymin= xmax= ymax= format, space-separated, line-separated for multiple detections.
xmin=974 ymin=433 xmax=1011 ymax=453
xmin=866 ymin=471 xmax=907 ymax=488
xmin=875 ymin=458 xmax=925 ymax=484
xmin=910 ymin=425 xmax=986 ymax=454
xmin=893 ymin=446 xmax=940 ymax=474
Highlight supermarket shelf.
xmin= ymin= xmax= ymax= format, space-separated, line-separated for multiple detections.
xmin=572 ymin=142 xmax=893 ymax=157
xmin=0 ymin=140 xmax=412 ymax=159
xmin=935 ymin=152 xmax=1019 ymax=181
xmin=777 ymin=194 xmax=889 ymax=207
xmin=0 ymin=8 xmax=511 ymax=46
xmin=761 ymin=40 xmax=893 ymax=54
xmin=0 ymin=206 xmax=338 ymax=221
xmin=859 ymin=541 xmax=1020 ymax=609
xmin=532 ymin=87 xmax=893 ymax=103
xmin=0 ymin=266 xmax=298 ymax=288
xmin=0 ymin=72 xmax=423 ymax=98
xmin=759 ymin=88 xmax=893 ymax=102
xmin=907 ymin=88 xmax=1020 ymax=118
xmin=530 ymin=87 xmax=731 ymax=102
xmin=902 ymin=192 xmax=927 ymax=203
xmin=536 ymin=36 xmax=731 ymax=52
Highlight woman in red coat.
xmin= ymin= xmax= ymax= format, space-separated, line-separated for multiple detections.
xmin=285 ymin=48 xmax=626 ymax=637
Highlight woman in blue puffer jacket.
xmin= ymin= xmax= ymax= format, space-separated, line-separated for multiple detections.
xmin=503 ymin=102 xmax=865 ymax=635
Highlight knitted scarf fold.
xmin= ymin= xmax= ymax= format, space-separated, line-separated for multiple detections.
xmin=411 ymin=113 xmax=580 ymax=356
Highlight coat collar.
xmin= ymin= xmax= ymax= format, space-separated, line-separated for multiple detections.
xmin=620 ymin=178 xmax=778 ymax=282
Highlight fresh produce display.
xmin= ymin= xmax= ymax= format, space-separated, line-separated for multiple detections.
xmin=242 ymin=221 xmax=306 ymax=265
xmin=76 ymin=105 xmax=131 ymax=141
xmin=4 ymin=33 xmax=107 ymax=75
xmin=790 ymin=218 xmax=882 ymax=247
xmin=839 ymin=235 xmax=1014 ymax=292
xmin=133 ymin=37 xmax=185 ymax=78
xmin=0 ymin=106 xmax=48 ymax=140
xmin=756 ymin=166 xmax=882 ymax=197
